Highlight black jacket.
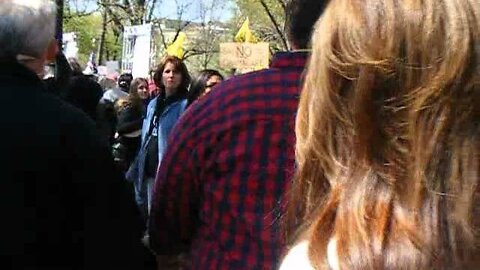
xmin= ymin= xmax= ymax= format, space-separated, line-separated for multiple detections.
xmin=112 ymin=102 xmax=144 ymax=172
xmin=0 ymin=61 xmax=148 ymax=269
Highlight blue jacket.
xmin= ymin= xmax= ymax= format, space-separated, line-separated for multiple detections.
xmin=127 ymin=96 xmax=188 ymax=213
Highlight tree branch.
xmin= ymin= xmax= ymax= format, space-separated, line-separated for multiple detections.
xmin=276 ymin=0 xmax=286 ymax=10
xmin=147 ymin=0 xmax=159 ymax=22
xmin=183 ymin=48 xmax=219 ymax=60
xmin=259 ymin=0 xmax=288 ymax=50
xmin=151 ymin=19 xmax=168 ymax=50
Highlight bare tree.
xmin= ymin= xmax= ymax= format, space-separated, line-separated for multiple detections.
xmin=96 ymin=0 xmax=164 ymax=29
xmin=151 ymin=0 xmax=195 ymax=53
xmin=259 ymin=0 xmax=288 ymax=50
xmin=97 ymin=7 xmax=108 ymax=64
xmin=95 ymin=0 xmax=163 ymax=62
xmin=73 ymin=0 xmax=231 ymax=69
xmin=234 ymin=0 xmax=288 ymax=52
xmin=64 ymin=0 xmax=98 ymax=19
xmin=182 ymin=0 xmax=229 ymax=69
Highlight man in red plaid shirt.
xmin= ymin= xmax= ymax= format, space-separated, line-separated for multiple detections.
xmin=149 ymin=0 xmax=328 ymax=269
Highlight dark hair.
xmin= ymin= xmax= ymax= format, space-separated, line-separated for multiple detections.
xmin=63 ymin=76 xmax=103 ymax=120
xmin=153 ymin=55 xmax=191 ymax=96
xmin=118 ymin=73 xmax=133 ymax=91
xmin=284 ymin=0 xmax=329 ymax=49
xmin=187 ymin=69 xmax=224 ymax=105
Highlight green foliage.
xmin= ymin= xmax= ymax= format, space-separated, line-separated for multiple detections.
xmin=234 ymin=0 xmax=284 ymax=27
xmin=64 ymin=9 xmax=122 ymax=65
xmin=104 ymin=27 xmax=123 ymax=61
xmin=64 ymin=0 xmax=236 ymax=74
xmin=64 ymin=12 xmax=101 ymax=64
xmin=184 ymin=29 xmax=232 ymax=76
xmin=232 ymin=0 xmax=286 ymax=51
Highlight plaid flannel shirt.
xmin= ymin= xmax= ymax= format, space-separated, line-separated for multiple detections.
xmin=149 ymin=52 xmax=309 ymax=270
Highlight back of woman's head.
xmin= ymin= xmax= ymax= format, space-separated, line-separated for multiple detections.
xmin=153 ymin=55 xmax=191 ymax=95
xmin=187 ymin=69 xmax=223 ymax=105
xmin=289 ymin=0 xmax=480 ymax=269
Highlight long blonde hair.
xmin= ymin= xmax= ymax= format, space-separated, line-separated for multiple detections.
xmin=288 ymin=0 xmax=480 ymax=269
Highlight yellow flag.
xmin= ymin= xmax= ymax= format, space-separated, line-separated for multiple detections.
xmin=166 ymin=32 xmax=187 ymax=59
xmin=234 ymin=18 xmax=257 ymax=43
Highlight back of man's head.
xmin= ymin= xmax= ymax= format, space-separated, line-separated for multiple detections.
xmin=0 ymin=0 xmax=56 ymax=60
xmin=285 ymin=0 xmax=329 ymax=50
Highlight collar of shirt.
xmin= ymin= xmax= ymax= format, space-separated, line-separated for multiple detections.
xmin=270 ymin=51 xmax=310 ymax=69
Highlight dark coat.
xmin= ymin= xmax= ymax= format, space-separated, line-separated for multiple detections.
xmin=0 ymin=61 xmax=149 ymax=269
xmin=112 ymin=102 xmax=144 ymax=172
xmin=63 ymin=74 xmax=103 ymax=121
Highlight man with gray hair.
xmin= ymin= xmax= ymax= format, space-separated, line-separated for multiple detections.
xmin=0 ymin=1 xmax=147 ymax=268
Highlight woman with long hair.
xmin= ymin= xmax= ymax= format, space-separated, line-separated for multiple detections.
xmin=112 ymin=78 xmax=150 ymax=172
xmin=128 ymin=77 xmax=151 ymax=106
xmin=127 ymin=55 xmax=191 ymax=219
xmin=282 ymin=0 xmax=480 ymax=269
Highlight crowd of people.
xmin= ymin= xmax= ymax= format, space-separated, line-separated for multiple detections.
xmin=1 ymin=0 xmax=480 ymax=269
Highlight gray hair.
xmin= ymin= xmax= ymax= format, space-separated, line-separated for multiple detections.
xmin=0 ymin=0 xmax=56 ymax=59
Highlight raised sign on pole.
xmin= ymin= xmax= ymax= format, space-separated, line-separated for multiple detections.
xmin=122 ymin=24 xmax=152 ymax=78
xmin=219 ymin=42 xmax=269 ymax=71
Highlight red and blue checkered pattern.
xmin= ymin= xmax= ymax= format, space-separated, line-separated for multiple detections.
xmin=149 ymin=52 xmax=309 ymax=270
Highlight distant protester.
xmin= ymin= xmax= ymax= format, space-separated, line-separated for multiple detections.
xmin=112 ymin=78 xmax=149 ymax=172
xmin=102 ymin=72 xmax=133 ymax=103
xmin=127 ymin=55 xmax=190 ymax=219
xmin=131 ymin=77 xmax=151 ymax=103
xmin=98 ymin=73 xmax=134 ymax=143
xmin=187 ymin=69 xmax=223 ymax=105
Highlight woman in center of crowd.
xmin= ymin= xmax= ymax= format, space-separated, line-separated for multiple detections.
xmin=127 ymin=55 xmax=191 ymax=219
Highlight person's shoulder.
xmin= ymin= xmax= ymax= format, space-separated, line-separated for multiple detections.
xmin=102 ymin=88 xmax=126 ymax=101
xmin=101 ymin=89 xmax=114 ymax=100
xmin=146 ymin=96 xmax=158 ymax=110
xmin=167 ymin=98 xmax=188 ymax=114
xmin=192 ymin=69 xmax=271 ymax=108
xmin=43 ymin=90 xmax=98 ymax=130
xmin=170 ymin=98 xmax=188 ymax=110
xmin=280 ymin=239 xmax=339 ymax=270
xmin=218 ymin=68 xmax=275 ymax=91
xmin=25 ymin=90 xmax=102 ymax=150
xmin=279 ymin=241 xmax=314 ymax=270
xmin=182 ymin=69 xmax=274 ymax=115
